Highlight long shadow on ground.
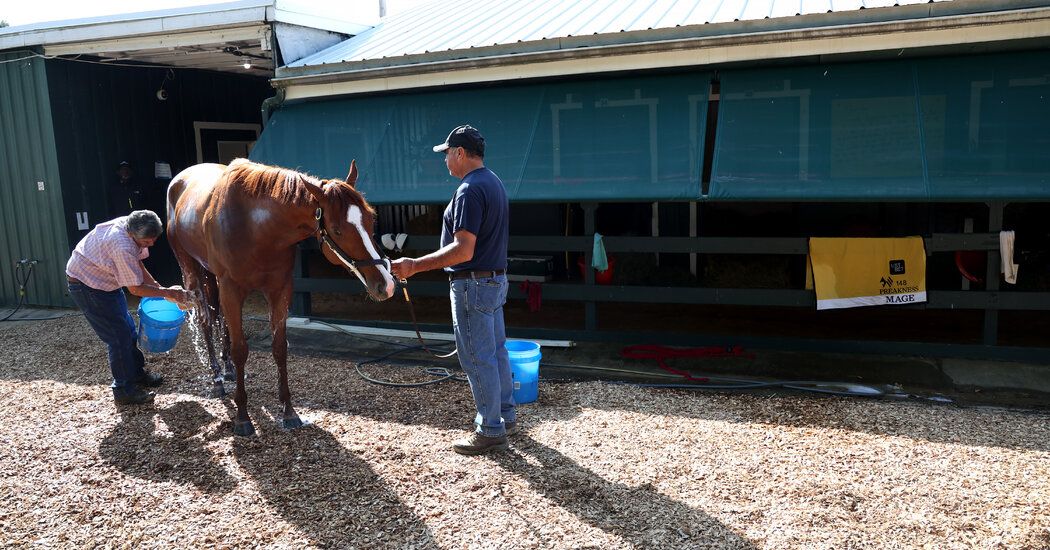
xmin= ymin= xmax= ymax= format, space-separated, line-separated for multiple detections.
xmin=99 ymin=401 xmax=235 ymax=493
xmin=98 ymin=398 xmax=437 ymax=548
xmin=492 ymin=436 xmax=756 ymax=548
xmin=230 ymin=406 xmax=437 ymax=549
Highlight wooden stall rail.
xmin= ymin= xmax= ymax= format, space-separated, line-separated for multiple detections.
xmin=291 ymin=231 xmax=1050 ymax=363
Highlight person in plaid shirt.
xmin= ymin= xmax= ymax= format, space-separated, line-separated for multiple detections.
xmin=66 ymin=210 xmax=192 ymax=406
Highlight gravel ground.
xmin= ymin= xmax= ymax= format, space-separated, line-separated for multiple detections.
xmin=1 ymin=315 xmax=1048 ymax=549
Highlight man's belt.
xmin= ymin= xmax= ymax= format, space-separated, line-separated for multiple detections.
xmin=449 ymin=269 xmax=506 ymax=281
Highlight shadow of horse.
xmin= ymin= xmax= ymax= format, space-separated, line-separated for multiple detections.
xmin=229 ymin=408 xmax=436 ymax=548
xmin=491 ymin=436 xmax=756 ymax=549
xmin=98 ymin=400 xmax=235 ymax=493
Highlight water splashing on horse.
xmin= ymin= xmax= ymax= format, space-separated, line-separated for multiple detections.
xmin=167 ymin=158 xmax=394 ymax=436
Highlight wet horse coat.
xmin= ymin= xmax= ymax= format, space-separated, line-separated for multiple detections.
xmin=167 ymin=159 xmax=394 ymax=436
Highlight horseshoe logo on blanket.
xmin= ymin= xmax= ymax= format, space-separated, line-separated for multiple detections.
xmin=807 ymin=237 xmax=927 ymax=310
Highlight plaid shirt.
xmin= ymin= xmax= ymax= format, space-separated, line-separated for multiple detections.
xmin=66 ymin=217 xmax=149 ymax=291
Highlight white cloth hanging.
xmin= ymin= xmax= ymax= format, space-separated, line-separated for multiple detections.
xmin=1000 ymin=230 xmax=1019 ymax=284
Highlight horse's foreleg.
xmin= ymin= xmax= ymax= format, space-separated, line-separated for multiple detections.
xmin=218 ymin=281 xmax=253 ymax=437
xmin=267 ymin=282 xmax=301 ymax=429
xmin=221 ymin=320 xmax=235 ymax=382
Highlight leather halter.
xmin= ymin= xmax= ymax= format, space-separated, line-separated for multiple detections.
xmin=314 ymin=207 xmax=390 ymax=272
xmin=314 ymin=207 xmax=454 ymax=358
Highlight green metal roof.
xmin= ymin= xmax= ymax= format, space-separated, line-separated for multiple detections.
xmin=273 ymin=0 xmax=1050 ymax=99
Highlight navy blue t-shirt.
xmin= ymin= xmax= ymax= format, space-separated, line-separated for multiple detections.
xmin=442 ymin=167 xmax=509 ymax=272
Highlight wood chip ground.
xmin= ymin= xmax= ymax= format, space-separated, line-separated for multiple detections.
xmin=1 ymin=315 xmax=1047 ymax=549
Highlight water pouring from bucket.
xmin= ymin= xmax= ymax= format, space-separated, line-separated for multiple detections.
xmin=505 ymin=340 xmax=541 ymax=404
xmin=137 ymin=297 xmax=187 ymax=353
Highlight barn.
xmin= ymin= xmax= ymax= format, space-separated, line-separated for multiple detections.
xmin=2 ymin=0 xmax=1048 ymax=361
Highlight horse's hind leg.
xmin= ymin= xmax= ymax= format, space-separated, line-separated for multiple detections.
xmin=267 ymin=280 xmax=302 ymax=429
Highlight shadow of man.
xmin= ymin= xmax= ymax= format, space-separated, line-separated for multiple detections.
xmin=492 ymin=436 xmax=756 ymax=549
xmin=99 ymin=400 xmax=236 ymax=493
xmin=230 ymin=409 xmax=437 ymax=548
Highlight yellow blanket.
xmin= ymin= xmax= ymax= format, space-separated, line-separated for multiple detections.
xmin=808 ymin=237 xmax=927 ymax=310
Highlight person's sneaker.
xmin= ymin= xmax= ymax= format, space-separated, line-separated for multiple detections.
xmin=505 ymin=421 xmax=520 ymax=437
xmin=113 ymin=387 xmax=155 ymax=406
xmin=452 ymin=432 xmax=508 ymax=455
xmin=135 ymin=371 xmax=164 ymax=388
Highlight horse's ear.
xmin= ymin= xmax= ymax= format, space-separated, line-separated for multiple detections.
xmin=302 ymin=177 xmax=325 ymax=203
xmin=344 ymin=160 xmax=358 ymax=188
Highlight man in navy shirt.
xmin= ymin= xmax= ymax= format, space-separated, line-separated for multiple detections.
xmin=391 ymin=125 xmax=515 ymax=455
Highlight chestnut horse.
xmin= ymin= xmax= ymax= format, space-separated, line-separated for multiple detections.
xmin=167 ymin=159 xmax=394 ymax=436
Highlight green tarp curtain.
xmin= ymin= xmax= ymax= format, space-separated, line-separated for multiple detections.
xmin=253 ymin=50 xmax=1049 ymax=203
xmin=251 ymin=73 xmax=711 ymax=204
xmin=710 ymin=51 xmax=1050 ymax=201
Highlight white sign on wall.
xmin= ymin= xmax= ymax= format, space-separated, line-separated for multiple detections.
xmin=155 ymin=162 xmax=172 ymax=179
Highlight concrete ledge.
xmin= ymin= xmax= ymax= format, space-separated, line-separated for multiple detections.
xmin=941 ymin=358 xmax=1050 ymax=394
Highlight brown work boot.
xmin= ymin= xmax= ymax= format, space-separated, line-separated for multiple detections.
xmin=504 ymin=421 xmax=519 ymax=436
xmin=452 ymin=432 xmax=508 ymax=455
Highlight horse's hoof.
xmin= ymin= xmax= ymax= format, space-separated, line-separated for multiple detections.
xmin=233 ymin=420 xmax=256 ymax=437
xmin=209 ymin=383 xmax=226 ymax=398
xmin=282 ymin=416 xmax=305 ymax=430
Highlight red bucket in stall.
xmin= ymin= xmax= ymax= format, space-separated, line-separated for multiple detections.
xmin=577 ymin=256 xmax=615 ymax=285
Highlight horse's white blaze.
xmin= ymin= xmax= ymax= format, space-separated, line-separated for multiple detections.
xmin=322 ymin=208 xmax=369 ymax=288
xmin=347 ymin=205 xmax=395 ymax=298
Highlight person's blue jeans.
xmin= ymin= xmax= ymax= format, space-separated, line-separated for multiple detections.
xmin=68 ymin=282 xmax=146 ymax=393
xmin=450 ymin=274 xmax=515 ymax=437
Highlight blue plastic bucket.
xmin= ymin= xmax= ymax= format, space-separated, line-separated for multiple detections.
xmin=137 ymin=297 xmax=186 ymax=353
xmin=505 ymin=340 xmax=541 ymax=404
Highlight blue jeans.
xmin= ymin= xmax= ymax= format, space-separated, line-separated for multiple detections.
xmin=68 ymin=282 xmax=146 ymax=392
xmin=450 ymin=274 xmax=515 ymax=437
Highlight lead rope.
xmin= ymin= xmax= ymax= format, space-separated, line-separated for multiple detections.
xmin=398 ymin=278 xmax=458 ymax=359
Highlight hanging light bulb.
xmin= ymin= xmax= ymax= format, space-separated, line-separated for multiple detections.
xmin=243 ymin=60 xmax=252 ymax=70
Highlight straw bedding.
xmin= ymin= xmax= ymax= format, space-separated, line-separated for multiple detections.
xmin=0 ymin=315 xmax=1047 ymax=549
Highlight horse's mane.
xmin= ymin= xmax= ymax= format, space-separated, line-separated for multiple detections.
xmin=223 ymin=159 xmax=374 ymax=215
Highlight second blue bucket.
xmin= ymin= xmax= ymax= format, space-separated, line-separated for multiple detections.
xmin=505 ymin=340 xmax=541 ymax=404
xmin=137 ymin=297 xmax=186 ymax=353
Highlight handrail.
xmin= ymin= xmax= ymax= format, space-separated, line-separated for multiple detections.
xmin=301 ymin=233 xmax=1001 ymax=255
